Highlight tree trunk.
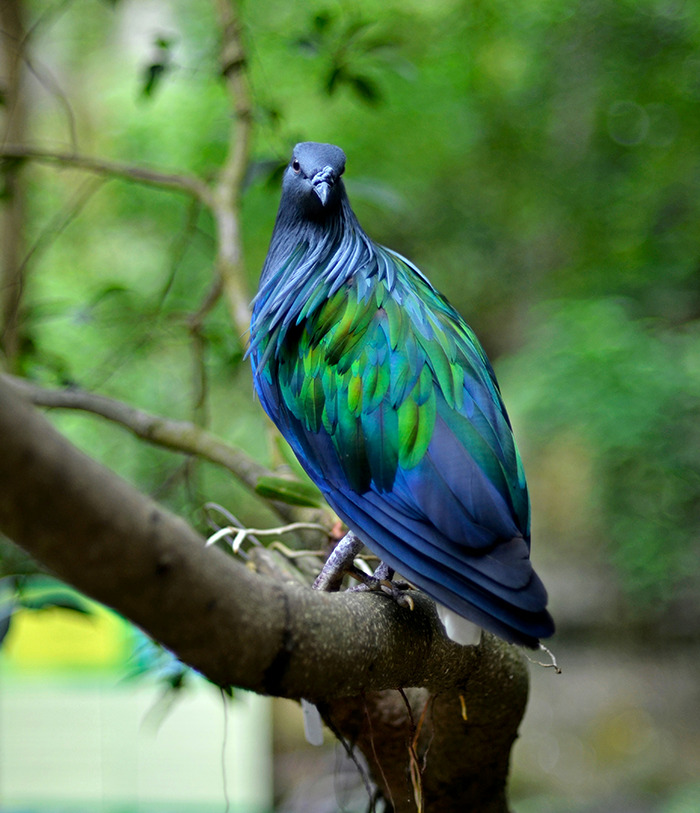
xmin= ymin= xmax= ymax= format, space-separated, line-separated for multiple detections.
xmin=0 ymin=0 xmax=27 ymax=370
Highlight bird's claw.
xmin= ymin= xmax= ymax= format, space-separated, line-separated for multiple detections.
xmin=348 ymin=569 xmax=414 ymax=609
xmin=312 ymin=532 xmax=415 ymax=610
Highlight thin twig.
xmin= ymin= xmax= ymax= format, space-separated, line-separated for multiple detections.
xmin=187 ymin=276 xmax=224 ymax=333
xmin=398 ymin=688 xmax=424 ymax=813
xmin=157 ymin=196 xmax=205 ymax=308
xmin=16 ymin=174 xmax=105 ymax=278
xmin=0 ymin=144 xmax=212 ymax=202
xmin=189 ymin=322 xmax=209 ymax=428
xmin=364 ymin=700 xmax=394 ymax=812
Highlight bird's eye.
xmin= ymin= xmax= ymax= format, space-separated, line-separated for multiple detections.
xmin=292 ymin=159 xmax=301 ymax=173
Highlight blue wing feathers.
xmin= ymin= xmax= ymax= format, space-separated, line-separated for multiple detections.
xmin=324 ymin=487 xmax=550 ymax=644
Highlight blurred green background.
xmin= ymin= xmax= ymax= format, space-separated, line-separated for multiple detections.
xmin=1 ymin=0 xmax=699 ymax=811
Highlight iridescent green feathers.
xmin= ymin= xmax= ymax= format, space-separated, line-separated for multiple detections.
xmin=253 ymin=234 xmax=529 ymax=541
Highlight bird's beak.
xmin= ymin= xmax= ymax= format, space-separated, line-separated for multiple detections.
xmin=314 ymin=181 xmax=331 ymax=206
xmin=312 ymin=165 xmax=336 ymax=206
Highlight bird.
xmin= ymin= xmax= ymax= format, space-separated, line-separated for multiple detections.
xmin=249 ymin=141 xmax=554 ymax=650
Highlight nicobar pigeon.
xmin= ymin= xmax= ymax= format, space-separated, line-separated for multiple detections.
xmin=249 ymin=142 xmax=554 ymax=649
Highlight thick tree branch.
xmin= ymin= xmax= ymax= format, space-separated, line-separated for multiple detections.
xmin=0 ymin=376 xmax=525 ymax=697
xmin=0 ymin=144 xmax=212 ymax=202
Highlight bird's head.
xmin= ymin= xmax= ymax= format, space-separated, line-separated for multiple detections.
xmin=281 ymin=142 xmax=347 ymax=222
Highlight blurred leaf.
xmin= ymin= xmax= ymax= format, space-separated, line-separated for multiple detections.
xmin=325 ymin=63 xmax=346 ymax=95
xmin=0 ymin=611 xmax=12 ymax=648
xmin=20 ymin=591 xmax=92 ymax=615
xmin=340 ymin=18 xmax=374 ymax=45
xmin=313 ymin=11 xmax=332 ymax=33
xmin=141 ymin=63 xmax=168 ymax=99
xmin=349 ymin=73 xmax=381 ymax=104
xmin=295 ymin=36 xmax=320 ymax=57
xmin=255 ymin=475 xmax=323 ymax=507
xmin=88 ymin=283 xmax=131 ymax=305
xmin=0 ymin=577 xmax=16 ymax=648
xmin=140 ymin=35 xmax=175 ymax=99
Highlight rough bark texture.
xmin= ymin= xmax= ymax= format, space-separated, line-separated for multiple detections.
xmin=0 ymin=377 xmax=528 ymax=811
xmin=326 ymin=643 xmax=527 ymax=813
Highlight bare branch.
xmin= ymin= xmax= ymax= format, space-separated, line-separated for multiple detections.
xmin=210 ymin=0 xmax=254 ymax=341
xmin=216 ymin=0 xmax=253 ymax=197
xmin=0 ymin=144 xmax=212 ymax=202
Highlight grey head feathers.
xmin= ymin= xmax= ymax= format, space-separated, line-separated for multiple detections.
xmin=280 ymin=142 xmax=348 ymax=223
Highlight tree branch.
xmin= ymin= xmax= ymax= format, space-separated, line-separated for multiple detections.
xmin=0 ymin=376 xmax=523 ymax=695
xmin=0 ymin=144 xmax=212 ymax=202
xmin=210 ymin=0 xmax=254 ymax=341
xmin=0 ymin=0 xmax=28 ymax=370
xmin=327 ymin=681 xmax=526 ymax=813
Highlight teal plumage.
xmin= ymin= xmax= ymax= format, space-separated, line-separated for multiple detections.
xmin=250 ymin=142 xmax=554 ymax=647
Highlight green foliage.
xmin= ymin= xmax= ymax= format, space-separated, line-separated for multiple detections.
xmin=294 ymin=7 xmax=405 ymax=104
xmin=502 ymin=298 xmax=700 ymax=606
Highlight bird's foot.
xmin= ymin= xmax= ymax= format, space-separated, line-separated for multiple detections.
xmin=312 ymin=535 xmax=414 ymax=608
xmin=347 ymin=562 xmax=415 ymax=610
xmin=312 ymin=531 xmax=365 ymax=592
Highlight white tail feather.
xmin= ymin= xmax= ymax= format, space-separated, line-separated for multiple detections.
xmin=437 ymin=604 xmax=482 ymax=647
